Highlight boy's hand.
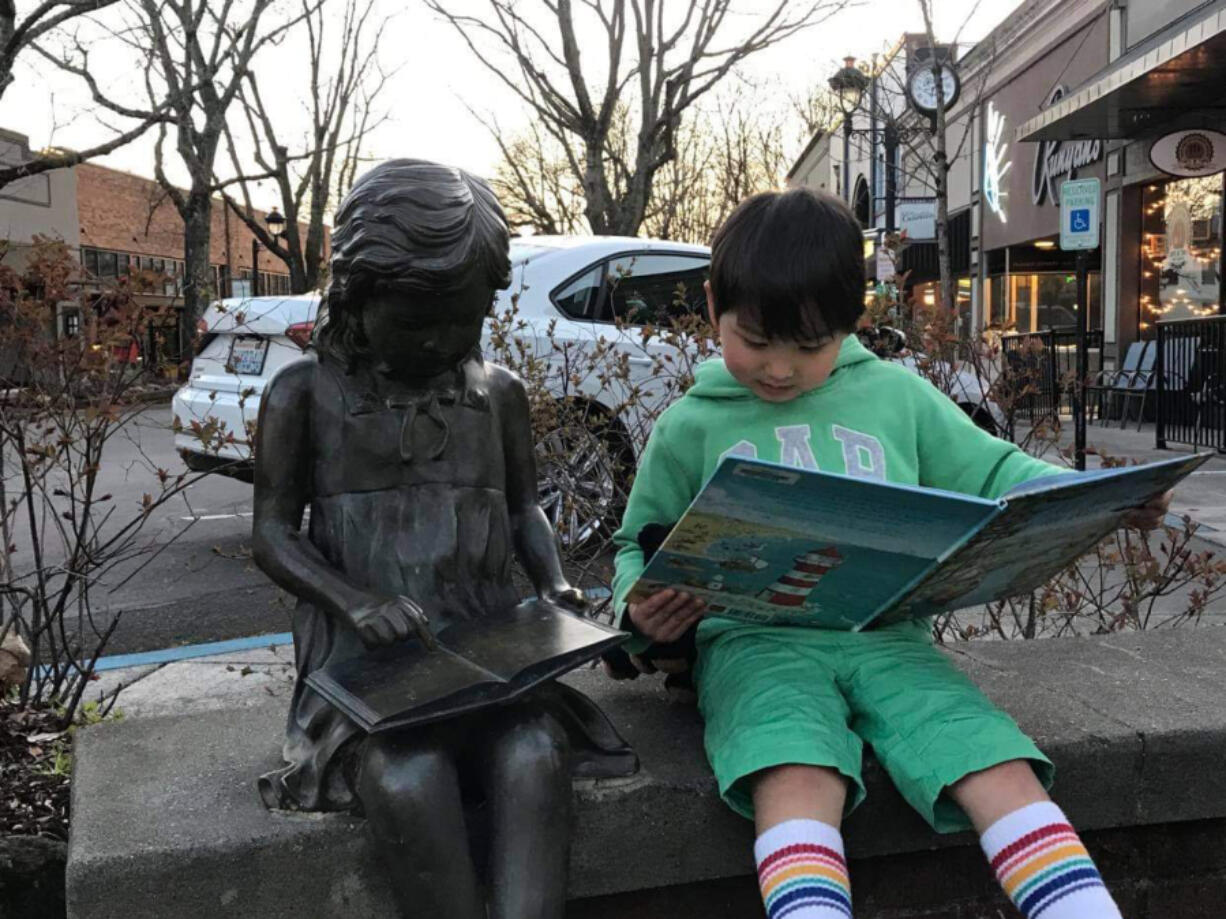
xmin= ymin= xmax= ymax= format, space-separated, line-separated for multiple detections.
xmin=628 ymin=589 xmax=706 ymax=643
xmin=1123 ymin=489 xmax=1173 ymax=530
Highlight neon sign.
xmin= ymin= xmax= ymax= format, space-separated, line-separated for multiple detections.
xmin=983 ymin=101 xmax=1011 ymax=223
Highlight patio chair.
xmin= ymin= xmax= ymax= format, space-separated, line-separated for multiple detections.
xmin=1086 ymin=340 xmax=1149 ymax=425
xmin=1120 ymin=337 xmax=1196 ymax=431
xmin=1191 ymin=372 xmax=1226 ymax=452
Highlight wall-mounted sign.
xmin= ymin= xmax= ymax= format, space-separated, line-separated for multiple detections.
xmin=897 ymin=198 xmax=936 ymax=240
xmin=1033 ymin=87 xmax=1103 ymax=207
xmin=1149 ymin=129 xmax=1226 ymax=178
xmin=983 ymin=101 xmax=1011 ymax=223
xmin=1059 ymin=178 xmax=1100 ymax=251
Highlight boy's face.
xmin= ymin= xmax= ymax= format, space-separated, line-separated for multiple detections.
xmin=705 ymin=282 xmax=845 ymax=403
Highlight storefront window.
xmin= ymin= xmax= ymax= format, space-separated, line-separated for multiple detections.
xmin=1140 ymin=176 xmax=1224 ymax=334
xmin=909 ymin=279 xmax=973 ymax=336
xmin=985 ymin=271 xmax=1101 ymax=333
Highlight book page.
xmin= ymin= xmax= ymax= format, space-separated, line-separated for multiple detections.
xmin=879 ymin=453 xmax=1210 ymax=623
xmin=630 ymin=459 xmax=999 ymax=629
xmin=441 ymin=601 xmax=622 ymax=682
xmin=308 ymin=643 xmax=497 ymax=731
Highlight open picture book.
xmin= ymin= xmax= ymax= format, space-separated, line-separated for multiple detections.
xmin=626 ymin=453 xmax=1210 ymax=631
xmin=306 ymin=599 xmax=626 ymax=733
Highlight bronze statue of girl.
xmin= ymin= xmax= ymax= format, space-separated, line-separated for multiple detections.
xmin=251 ymin=159 xmax=634 ymax=919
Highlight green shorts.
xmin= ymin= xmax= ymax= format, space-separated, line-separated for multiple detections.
xmin=694 ymin=617 xmax=1053 ymax=833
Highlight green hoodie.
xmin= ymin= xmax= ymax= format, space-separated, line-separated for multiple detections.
xmin=611 ymin=334 xmax=1062 ymax=642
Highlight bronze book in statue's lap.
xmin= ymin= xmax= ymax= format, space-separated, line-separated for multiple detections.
xmin=306 ymin=600 xmax=627 ymax=733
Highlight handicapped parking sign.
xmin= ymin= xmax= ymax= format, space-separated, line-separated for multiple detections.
xmin=1060 ymin=179 xmax=1100 ymax=251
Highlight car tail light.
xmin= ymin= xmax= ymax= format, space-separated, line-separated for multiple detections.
xmin=286 ymin=320 xmax=315 ymax=351
xmin=194 ymin=318 xmax=217 ymax=356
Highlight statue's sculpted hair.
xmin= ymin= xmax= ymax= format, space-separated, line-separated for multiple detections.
xmin=316 ymin=159 xmax=512 ymax=370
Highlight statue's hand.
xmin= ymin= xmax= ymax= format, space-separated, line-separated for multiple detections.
xmin=349 ymin=596 xmax=436 ymax=651
xmin=541 ymin=583 xmax=588 ymax=614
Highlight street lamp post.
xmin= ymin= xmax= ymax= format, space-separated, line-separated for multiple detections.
xmin=251 ymin=207 xmax=286 ymax=297
xmin=883 ymin=121 xmax=899 ymax=233
xmin=828 ymin=57 xmax=868 ymax=206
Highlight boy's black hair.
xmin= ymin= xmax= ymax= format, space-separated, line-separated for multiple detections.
xmin=317 ymin=158 xmax=512 ymax=370
xmin=708 ymin=188 xmax=865 ymax=342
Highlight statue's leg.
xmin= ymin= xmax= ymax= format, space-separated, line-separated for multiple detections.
xmin=357 ymin=730 xmax=484 ymax=919
xmin=477 ymin=704 xmax=572 ymax=919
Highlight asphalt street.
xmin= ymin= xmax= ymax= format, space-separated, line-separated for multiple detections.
xmin=7 ymin=405 xmax=289 ymax=657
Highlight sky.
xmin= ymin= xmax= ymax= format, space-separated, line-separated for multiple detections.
xmin=1 ymin=0 xmax=1013 ymax=201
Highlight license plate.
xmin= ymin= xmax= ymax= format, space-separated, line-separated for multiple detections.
xmin=229 ymin=336 xmax=268 ymax=375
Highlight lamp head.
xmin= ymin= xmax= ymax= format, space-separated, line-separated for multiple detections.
xmin=828 ymin=56 xmax=869 ymax=117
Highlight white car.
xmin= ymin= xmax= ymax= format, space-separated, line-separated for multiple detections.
xmin=173 ymin=235 xmax=1002 ymax=539
xmin=173 ymin=294 xmax=318 ymax=478
xmin=172 ymin=236 xmax=710 ymax=540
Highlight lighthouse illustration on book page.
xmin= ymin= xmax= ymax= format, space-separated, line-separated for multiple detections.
xmin=757 ymin=547 xmax=844 ymax=608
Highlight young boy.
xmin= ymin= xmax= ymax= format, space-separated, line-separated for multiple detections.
xmin=610 ymin=189 xmax=1169 ymax=919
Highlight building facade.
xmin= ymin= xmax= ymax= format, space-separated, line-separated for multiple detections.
xmin=787 ymin=0 xmax=1226 ymax=365
xmin=0 ymin=137 xmax=318 ymax=351
xmin=1015 ymin=0 xmax=1226 ymax=358
xmin=0 ymin=130 xmax=80 ymax=264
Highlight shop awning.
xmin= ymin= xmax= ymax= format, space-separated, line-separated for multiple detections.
xmin=1016 ymin=0 xmax=1226 ymax=142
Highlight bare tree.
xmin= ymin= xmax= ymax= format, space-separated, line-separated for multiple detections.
xmin=489 ymin=87 xmax=789 ymax=245
xmin=489 ymin=118 xmax=589 ymax=236
xmin=50 ymin=0 xmax=323 ymax=352
xmin=426 ymin=0 xmax=850 ymax=237
xmin=0 ymin=0 xmax=170 ymax=189
xmin=789 ymin=80 xmax=842 ymax=140
xmin=221 ymin=0 xmax=391 ymax=294
xmin=843 ymin=8 xmax=995 ymax=318
xmin=916 ymin=0 xmax=956 ymax=315
xmin=644 ymin=90 xmax=789 ymax=243
xmin=895 ymin=1 xmax=991 ymax=313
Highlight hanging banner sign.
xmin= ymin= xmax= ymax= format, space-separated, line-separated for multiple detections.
xmin=896 ymin=199 xmax=937 ymax=241
xmin=875 ymin=243 xmax=895 ymax=281
xmin=1149 ymin=129 xmax=1226 ymax=178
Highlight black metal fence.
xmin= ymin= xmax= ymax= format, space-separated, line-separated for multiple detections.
xmin=1000 ymin=329 xmax=1105 ymax=437
xmin=1155 ymin=316 xmax=1226 ymax=452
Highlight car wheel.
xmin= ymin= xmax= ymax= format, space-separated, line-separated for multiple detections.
xmin=536 ymin=416 xmax=630 ymax=552
xmin=960 ymin=403 xmax=999 ymax=437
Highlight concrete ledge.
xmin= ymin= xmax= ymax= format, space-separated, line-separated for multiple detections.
xmin=67 ymin=628 xmax=1226 ymax=918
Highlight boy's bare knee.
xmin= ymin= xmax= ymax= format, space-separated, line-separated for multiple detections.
xmin=752 ymin=763 xmax=847 ymax=833
xmin=950 ymin=759 xmax=1049 ymax=833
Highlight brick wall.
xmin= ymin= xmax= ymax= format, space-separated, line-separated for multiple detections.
xmin=75 ymin=163 xmax=325 ymax=277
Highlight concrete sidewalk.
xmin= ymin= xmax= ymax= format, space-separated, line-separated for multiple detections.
xmin=1021 ymin=418 xmax=1226 ymax=537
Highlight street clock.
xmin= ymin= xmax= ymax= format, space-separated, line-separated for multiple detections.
xmin=907 ymin=63 xmax=961 ymax=116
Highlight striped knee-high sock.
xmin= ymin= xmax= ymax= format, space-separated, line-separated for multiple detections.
xmin=981 ymin=802 xmax=1123 ymax=918
xmin=754 ymin=818 xmax=852 ymax=918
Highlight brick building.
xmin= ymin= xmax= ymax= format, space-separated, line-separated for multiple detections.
xmin=0 ymin=131 xmax=326 ymax=350
xmin=75 ymin=162 xmax=312 ymax=307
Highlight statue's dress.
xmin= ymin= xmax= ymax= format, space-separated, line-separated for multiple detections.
xmin=259 ymin=355 xmax=636 ymax=811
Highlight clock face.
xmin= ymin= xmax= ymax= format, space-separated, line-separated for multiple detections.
xmin=909 ymin=66 xmax=959 ymax=114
